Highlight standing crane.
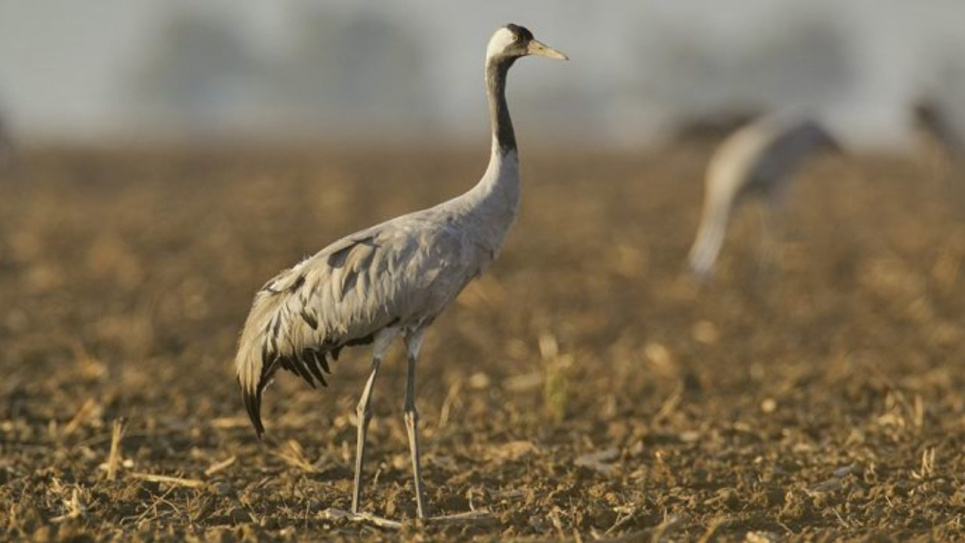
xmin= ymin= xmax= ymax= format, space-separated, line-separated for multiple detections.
xmin=687 ymin=115 xmax=840 ymax=278
xmin=234 ymin=24 xmax=567 ymax=519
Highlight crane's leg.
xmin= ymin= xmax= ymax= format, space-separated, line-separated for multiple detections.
xmin=403 ymin=329 xmax=428 ymax=519
xmin=756 ymin=204 xmax=774 ymax=277
xmin=757 ymin=198 xmax=786 ymax=281
xmin=352 ymin=328 xmax=399 ymax=515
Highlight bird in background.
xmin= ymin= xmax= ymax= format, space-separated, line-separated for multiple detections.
xmin=687 ymin=114 xmax=841 ymax=279
xmin=0 ymin=114 xmax=16 ymax=171
xmin=913 ymin=96 xmax=965 ymax=159
xmin=234 ymin=24 xmax=567 ymax=519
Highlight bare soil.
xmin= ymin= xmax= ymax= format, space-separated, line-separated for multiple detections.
xmin=1 ymin=145 xmax=964 ymax=541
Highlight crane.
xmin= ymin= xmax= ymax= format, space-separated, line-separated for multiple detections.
xmin=913 ymin=97 xmax=965 ymax=158
xmin=0 ymin=114 xmax=13 ymax=171
xmin=234 ymin=24 xmax=567 ymax=519
xmin=687 ymin=114 xmax=840 ymax=279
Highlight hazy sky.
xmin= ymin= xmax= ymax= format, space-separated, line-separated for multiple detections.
xmin=0 ymin=1 xmax=962 ymax=149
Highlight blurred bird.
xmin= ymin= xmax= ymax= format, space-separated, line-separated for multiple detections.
xmin=234 ymin=24 xmax=567 ymax=519
xmin=0 ymin=115 xmax=14 ymax=171
xmin=688 ymin=115 xmax=840 ymax=278
xmin=913 ymin=97 xmax=965 ymax=158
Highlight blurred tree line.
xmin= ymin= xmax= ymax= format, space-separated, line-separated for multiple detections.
xmin=128 ymin=7 xmax=431 ymax=139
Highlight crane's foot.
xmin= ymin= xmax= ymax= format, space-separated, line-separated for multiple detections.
xmin=319 ymin=507 xmax=494 ymax=530
xmin=320 ymin=507 xmax=403 ymax=530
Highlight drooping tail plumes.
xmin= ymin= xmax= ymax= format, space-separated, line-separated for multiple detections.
xmin=235 ymin=267 xmax=335 ymax=438
xmin=235 ymin=290 xmax=279 ymax=438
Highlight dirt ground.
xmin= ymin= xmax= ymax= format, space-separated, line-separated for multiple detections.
xmin=1 ymin=143 xmax=964 ymax=541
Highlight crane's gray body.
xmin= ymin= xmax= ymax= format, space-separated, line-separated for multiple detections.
xmin=688 ymin=115 xmax=837 ymax=278
xmin=235 ymin=148 xmax=519 ymax=415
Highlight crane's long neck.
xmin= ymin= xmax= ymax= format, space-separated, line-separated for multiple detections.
xmin=459 ymin=56 xmax=521 ymax=236
xmin=449 ymin=55 xmax=521 ymax=251
xmin=487 ymin=57 xmax=516 ymax=153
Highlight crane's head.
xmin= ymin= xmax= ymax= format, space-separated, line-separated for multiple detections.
xmin=486 ymin=24 xmax=568 ymax=64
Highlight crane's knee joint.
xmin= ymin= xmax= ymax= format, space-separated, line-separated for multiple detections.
xmin=357 ymin=405 xmax=373 ymax=424
xmin=404 ymin=405 xmax=419 ymax=422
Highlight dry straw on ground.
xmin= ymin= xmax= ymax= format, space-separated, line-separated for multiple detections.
xmin=1 ymin=146 xmax=964 ymax=540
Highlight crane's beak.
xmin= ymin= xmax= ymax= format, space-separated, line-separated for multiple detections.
xmin=527 ymin=39 xmax=569 ymax=60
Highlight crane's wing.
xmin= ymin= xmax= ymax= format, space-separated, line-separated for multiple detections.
xmin=235 ymin=218 xmax=463 ymax=436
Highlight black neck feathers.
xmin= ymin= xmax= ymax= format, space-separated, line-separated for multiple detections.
xmin=486 ymin=57 xmax=516 ymax=153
